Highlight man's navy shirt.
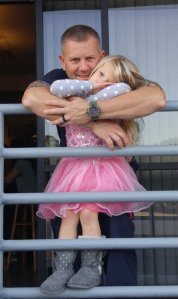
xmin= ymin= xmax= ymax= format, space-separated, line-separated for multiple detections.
xmin=42 ymin=68 xmax=68 ymax=147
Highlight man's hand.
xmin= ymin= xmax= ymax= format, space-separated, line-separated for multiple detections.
xmin=22 ymin=85 xmax=91 ymax=125
xmin=87 ymin=120 xmax=128 ymax=150
xmin=45 ymin=96 xmax=90 ymax=125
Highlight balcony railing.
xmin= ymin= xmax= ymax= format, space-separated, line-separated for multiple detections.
xmin=1 ymin=102 xmax=178 ymax=298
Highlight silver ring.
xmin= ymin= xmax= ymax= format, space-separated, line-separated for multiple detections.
xmin=62 ymin=114 xmax=67 ymax=122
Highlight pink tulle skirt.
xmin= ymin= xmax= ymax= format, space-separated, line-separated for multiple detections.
xmin=37 ymin=157 xmax=152 ymax=218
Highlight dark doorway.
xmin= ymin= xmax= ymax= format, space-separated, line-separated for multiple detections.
xmin=0 ymin=2 xmax=37 ymax=145
xmin=1 ymin=1 xmax=38 ymax=287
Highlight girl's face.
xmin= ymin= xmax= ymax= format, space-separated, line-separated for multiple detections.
xmin=90 ymin=62 xmax=116 ymax=83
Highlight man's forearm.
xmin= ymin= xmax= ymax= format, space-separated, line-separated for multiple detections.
xmin=23 ymin=81 xmax=166 ymax=125
xmin=22 ymin=85 xmax=62 ymax=120
xmin=98 ymin=84 xmax=166 ymax=120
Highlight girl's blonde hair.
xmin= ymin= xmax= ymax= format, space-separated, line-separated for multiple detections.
xmin=90 ymin=55 xmax=148 ymax=145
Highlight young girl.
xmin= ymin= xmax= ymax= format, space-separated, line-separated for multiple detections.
xmin=37 ymin=55 xmax=152 ymax=294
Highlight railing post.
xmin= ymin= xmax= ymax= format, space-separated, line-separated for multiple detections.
xmin=35 ymin=0 xmax=47 ymax=283
xmin=0 ymin=111 xmax=4 ymax=295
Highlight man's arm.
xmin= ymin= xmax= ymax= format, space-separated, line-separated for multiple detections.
xmin=22 ymin=81 xmax=112 ymax=122
xmin=42 ymin=83 xmax=166 ymax=125
xmin=22 ymin=82 xmax=129 ymax=149
xmin=22 ymin=85 xmax=66 ymax=121
xmin=99 ymin=83 xmax=166 ymax=120
xmin=22 ymin=78 xmax=166 ymax=123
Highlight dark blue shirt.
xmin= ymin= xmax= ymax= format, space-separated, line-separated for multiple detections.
xmin=42 ymin=69 xmax=68 ymax=147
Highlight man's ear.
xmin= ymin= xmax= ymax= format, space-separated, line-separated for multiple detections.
xmin=59 ymin=55 xmax=65 ymax=70
xmin=100 ymin=50 xmax=105 ymax=58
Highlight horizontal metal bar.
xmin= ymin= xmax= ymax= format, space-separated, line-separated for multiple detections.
xmin=0 ymin=101 xmax=178 ymax=115
xmin=1 ymin=237 xmax=178 ymax=251
xmin=1 ymin=145 xmax=178 ymax=158
xmin=164 ymin=100 xmax=178 ymax=111
xmin=2 ymin=285 xmax=178 ymax=298
xmin=0 ymin=104 xmax=30 ymax=115
xmin=1 ymin=190 xmax=178 ymax=204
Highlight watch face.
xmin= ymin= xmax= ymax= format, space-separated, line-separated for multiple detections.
xmin=87 ymin=101 xmax=100 ymax=120
xmin=90 ymin=106 xmax=98 ymax=116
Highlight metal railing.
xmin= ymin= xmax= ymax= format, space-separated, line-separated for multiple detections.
xmin=1 ymin=102 xmax=178 ymax=298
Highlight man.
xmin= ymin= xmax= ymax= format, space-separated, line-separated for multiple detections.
xmin=22 ymin=25 xmax=165 ymax=149
xmin=22 ymin=25 xmax=166 ymax=292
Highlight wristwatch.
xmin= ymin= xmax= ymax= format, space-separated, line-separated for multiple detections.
xmin=86 ymin=101 xmax=101 ymax=121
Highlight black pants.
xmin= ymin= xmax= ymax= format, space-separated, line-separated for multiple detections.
xmin=99 ymin=213 xmax=137 ymax=287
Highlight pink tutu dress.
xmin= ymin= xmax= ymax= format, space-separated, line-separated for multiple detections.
xmin=37 ymin=80 xmax=152 ymax=219
xmin=37 ymin=126 xmax=152 ymax=219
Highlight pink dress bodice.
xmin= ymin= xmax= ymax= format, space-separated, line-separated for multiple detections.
xmin=66 ymin=125 xmax=106 ymax=147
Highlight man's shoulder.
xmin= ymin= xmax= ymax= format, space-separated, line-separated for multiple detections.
xmin=42 ymin=69 xmax=68 ymax=84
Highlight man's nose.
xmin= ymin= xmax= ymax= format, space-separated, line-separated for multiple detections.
xmin=79 ymin=60 xmax=90 ymax=71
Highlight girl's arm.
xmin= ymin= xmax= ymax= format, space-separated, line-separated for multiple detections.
xmin=50 ymin=79 xmax=113 ymax=99
xmin=87 ymin=82 xmax=131 ymax=101
xmin=50 ymin=79 xmax=93 ymax=98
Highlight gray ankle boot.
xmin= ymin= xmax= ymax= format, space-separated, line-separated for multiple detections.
xmin=67 ymin=249 xmax=103 ymax=289
xmin=40 ymin=250 xmax=76 ymax=294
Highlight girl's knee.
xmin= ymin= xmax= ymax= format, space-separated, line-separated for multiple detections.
xmin=79 ymin=209 xmax=101 ymax=236
xmin=64 ymin=210 xmax=79 ymax=223
xmin=79 ymin=209 xmax=98 ymax=224
xmin=66 ymin=209 xmax=77 ymax=217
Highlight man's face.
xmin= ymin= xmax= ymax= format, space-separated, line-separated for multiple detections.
xmin=59 ymin=37 xmax=105 ymax=80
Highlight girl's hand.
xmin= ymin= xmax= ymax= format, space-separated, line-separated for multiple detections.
xmin=88 ymin=120 xmax=128 ymax=150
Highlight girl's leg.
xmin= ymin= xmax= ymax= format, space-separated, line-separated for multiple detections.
xmin=40 ymin=210 xmax=79 ymax=295
xmin=67 ymin=208 xmax=104 ymax=289
xmin=59 ymin=209 xmax=79 ymax=239
xmin=79 ymin=208 xmax=101 ymax=236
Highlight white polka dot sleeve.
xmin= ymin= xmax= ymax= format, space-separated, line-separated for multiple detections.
xmin=87 ymin=82 xmax=131 ymax=102
xmin=50 ymin=79 xmax=131 ymax=103
xmin=50 ymin=79 xmax=93 ymax=98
